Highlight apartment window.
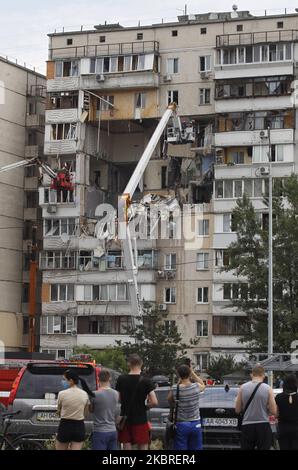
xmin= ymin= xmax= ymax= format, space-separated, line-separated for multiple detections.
xmin=41 ymin=251 xmax=76 ymax=270
xmin=23 ymin=317 xmax=29 ymax=334
xmin=196 ymin=252 xmax=209 ymax=270
xmin=215 ymin=250 xmax=230 ymax=268
xmin=99 ymin=36 xmax=106 ymax=43
xmin=25 ymin=165 xmax=37 ymax=177
xmin=196 ymin=320 xmax=208 ymax=337
xmin=164 ymin=287 xmax=176 ymax=304
xmin=199 ymin=55 xmax=211 ymax=72
xmin=195 ymin=353 xmax=209 ymax=371
xmin=137 ymin=250 xmax=155 ymax=269
xmin=277 ymin=21 xmax=284 ymax=29
xmin=83 ymin=284 xmax=127 ymax=302
xmin=218 ymin=43 xmax=292 ymax=65
xmin=199 ymin=88 xmax=210 ymax=105
xmin=213 ymin=316 xmax=243 ymax=335
xmin=237 ymin=25 xmax=243 ymax=32
xmin=164 ymin=320 xmax=176 ymax=335
xmin=271 ymin=144 xmax=284 ymax=162
xmin=51 ymin=284 xmax=74 ymax=302
xmin=44 ymin=218 xmax=76 ymax=237
xmin=107 ymin=251 xmax=123 ymax=269
xmin=198 ymin=219 xmax=209 ymax=236
xmin=55 ymin=60 xmax=79 ymax=77
xmin=167 ymin=58 xmax=179 ymax=74
xmin=51 ymin=123 xmax=77 ymax=140
xmin=135 ymin=92 xmax=146 ymax=109
xmin=197 ymin=287 xmax=209 ymax=304
xmin=161 ymin=166 xmax=167 ymax=189
xmin=223 ymin=213 xmax=236 ymax=233
xmin=168 ymin=90 xmax=179 ymax=105
xmin=172 ymin=30 xmax=178 ymax=37
xmin=23 ymin=253 xmax=30 ymax=271
xmin=165 ymin=253 xmax=177 ymax=270
xmin=200 ymin=27 xmax=207 ymax=34
xmin=25 ymin=191 xmax=38 ymax=208
xmin=41 ymin=316 xmax=75 ymax=335
xmin=86 ymin=316 xmax=132 ymax=335
xmin=137 ymin=33 xmax=143 ymax=40
xmin=67 ymin=38 xmax=73 ymax=45
xmin=231 ymin=151 xmax=244 ymax=164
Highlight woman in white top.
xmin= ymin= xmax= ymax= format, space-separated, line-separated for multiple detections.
xmin=56 ymin=369 xmax=94 ymax=450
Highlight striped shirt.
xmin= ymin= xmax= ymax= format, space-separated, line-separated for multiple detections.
xmin=176 ymin=383 xmax=201 ymax=422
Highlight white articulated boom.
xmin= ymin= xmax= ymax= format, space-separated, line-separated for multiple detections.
xmin=118 ymin=103 xmax=192 ymax=320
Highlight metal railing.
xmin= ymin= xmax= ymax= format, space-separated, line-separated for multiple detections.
xmin=49 ymin=41 xmax=159 ymax=60
xmin=216 ymin=29 xmax=298 ymax=47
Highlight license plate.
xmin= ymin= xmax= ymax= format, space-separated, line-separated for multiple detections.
xmin=36 ymin=411 xmax=59 ymax=422
xmin=203 ymin=417 xmax=238 ymax=427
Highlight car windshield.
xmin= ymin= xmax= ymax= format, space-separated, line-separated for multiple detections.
xmin=15 ymin=365 xmax=96 ymax=399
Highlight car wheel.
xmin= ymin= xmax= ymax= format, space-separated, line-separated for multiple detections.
xmin=11 ymin=438 xmax=45 ymax=450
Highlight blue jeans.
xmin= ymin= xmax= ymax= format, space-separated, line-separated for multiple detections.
xmin=173 ymin=420 xmax=203 ymax=450
xmin=92 ymin=431 xmax=118 ymax=450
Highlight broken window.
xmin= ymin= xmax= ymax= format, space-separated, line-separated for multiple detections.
xmin=25 ymin=191 xmax=38 ymax=208
xmin=51 ymin=123 xmax=77 ymax=140
xmin=107 ymin=251 xmax=123 ymax=269
xmin=135 ymin=92 xmax=146 ymax=109
xmin=98 ymin=95 xmax=114 ymax=111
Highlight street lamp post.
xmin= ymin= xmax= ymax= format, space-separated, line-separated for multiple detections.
xmin=267 ymin=127 xmax=273 ymax=387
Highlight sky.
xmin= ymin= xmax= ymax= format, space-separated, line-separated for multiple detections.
xmin=0 ymin=0 xmax=297 ymax=74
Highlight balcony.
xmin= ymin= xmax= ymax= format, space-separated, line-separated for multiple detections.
xmin=46 ymin=108 xmax=79 ymax=124
xmin=26 ymin=114 xmax=45 ymax=128
xmin=47 ymin=77 xmax=80 ymax=93
xmin=44 ymin=139 xmax=77 ymax=155
xmin=49 ymin=41 xmax=159 ymax=60
xmin=39 ymin=186 xmax=76 ymax=207
xmin=76 ymin=334 xmax=133 ymax=348
xmin=81 ymin=70 xmax=159 ymax=91
xmin=215 ymin=128 xmax=294 ymax=147
xmin=214 ymin=160 xmax=295 ymax=180
xmin=216 ymin=30 xmax=298 ymax=48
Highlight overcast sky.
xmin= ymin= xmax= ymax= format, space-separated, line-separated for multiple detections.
xmin=0 ymin=0 xmax=297 ymax=73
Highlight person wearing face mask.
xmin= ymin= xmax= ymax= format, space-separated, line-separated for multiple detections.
xmin=56 ymin=369 xmax=94 ymax=450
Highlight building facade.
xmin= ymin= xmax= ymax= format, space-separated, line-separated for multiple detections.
xmin=41 ymin=10 xmax=298 ymax=367
xmin=0 ymin=58 xmax=45 ymax=351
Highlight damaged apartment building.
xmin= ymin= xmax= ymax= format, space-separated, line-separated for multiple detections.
xmin=40 ymin=9 xmax=298 ymax=368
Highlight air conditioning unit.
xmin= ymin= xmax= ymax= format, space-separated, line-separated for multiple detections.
xmin=200 ymin=71 xmax=210 ymax=80
xmin=163 ymin=74 xmax=172 ymax=82
xmin=259 ymin=166 xmax=270 ymax=176
xmin=47 ymin=205 xmax=57 ymax=214
xmin=96 ymin=74 xmax=105 ymax=82
xmin=259 ymin=130 xmax=268 ymax=139
xmin=70 ymin=329 xmax=77 ymax=336
xmin=158 ymin=303 xmax=167 ymax=311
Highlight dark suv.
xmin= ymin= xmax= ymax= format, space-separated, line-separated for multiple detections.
xmin=7 ymin=362 xmax=99 ymax=439
xmin=149 ymin=386 xmax=241 ymax=450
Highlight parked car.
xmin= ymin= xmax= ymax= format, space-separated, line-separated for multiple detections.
xmin=149 ymin=386 xmax=241 ymax=449
xmin=150 ymin=385 xmax=280 ymax=450
xmin=6 ymin=361 xmax=100 ymax=439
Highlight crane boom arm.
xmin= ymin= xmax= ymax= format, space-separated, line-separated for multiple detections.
xmin=119 ymin=103 xmax=178 ymax=319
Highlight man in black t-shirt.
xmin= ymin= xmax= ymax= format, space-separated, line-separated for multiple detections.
xmin=116 ymin=354 xmax=158 ymax=450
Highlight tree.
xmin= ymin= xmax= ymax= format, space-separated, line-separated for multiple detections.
xmin=223 ymin=175 xmax=298 ymax=352
xmin=117 ymin=303 xmax=198 ymax=376
xmin=206 ymin=355 xmax=246 ymax=382
xmin=73 ymin=346 xmax=128 ymax=373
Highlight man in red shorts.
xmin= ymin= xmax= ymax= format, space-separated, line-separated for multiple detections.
xmin=116 ymin=354 xmax=158 ymax=450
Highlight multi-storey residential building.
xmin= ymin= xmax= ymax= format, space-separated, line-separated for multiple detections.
xmin=41 ymin=10 xmax=298 ymax=367
xmin=0 ymin=57 xmax=45 ymax=351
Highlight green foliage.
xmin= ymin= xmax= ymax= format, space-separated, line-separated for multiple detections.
xmin=206 ymin=355 xmax=246 ymax=382
xmin=116 ymin=303 xmax=198 ymax=376
xmin=223 ymin=175 xmax=298 ymax=352
xmin=73 ymin=346 xmax=128 ymax=373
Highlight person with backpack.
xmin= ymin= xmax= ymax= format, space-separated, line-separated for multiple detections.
xmin=275 ymin=374 xmax=298 ymax=450
xmin=235 ymin=364 xmax=277 ymax=450
xmin=90 ymin=369 xmax=119 ymax=450
xmin=116 ymin=354 xmax=158 ymax=450
xmin=56 ymin=369 xmax=94 ymax=450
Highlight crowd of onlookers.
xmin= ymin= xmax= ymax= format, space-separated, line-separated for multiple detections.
xmin=54 ymin=355 xmax=298 ymax=451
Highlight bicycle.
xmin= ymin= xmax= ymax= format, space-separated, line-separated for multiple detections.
xmin=0 ymin=410 xmax=44 ymax=450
